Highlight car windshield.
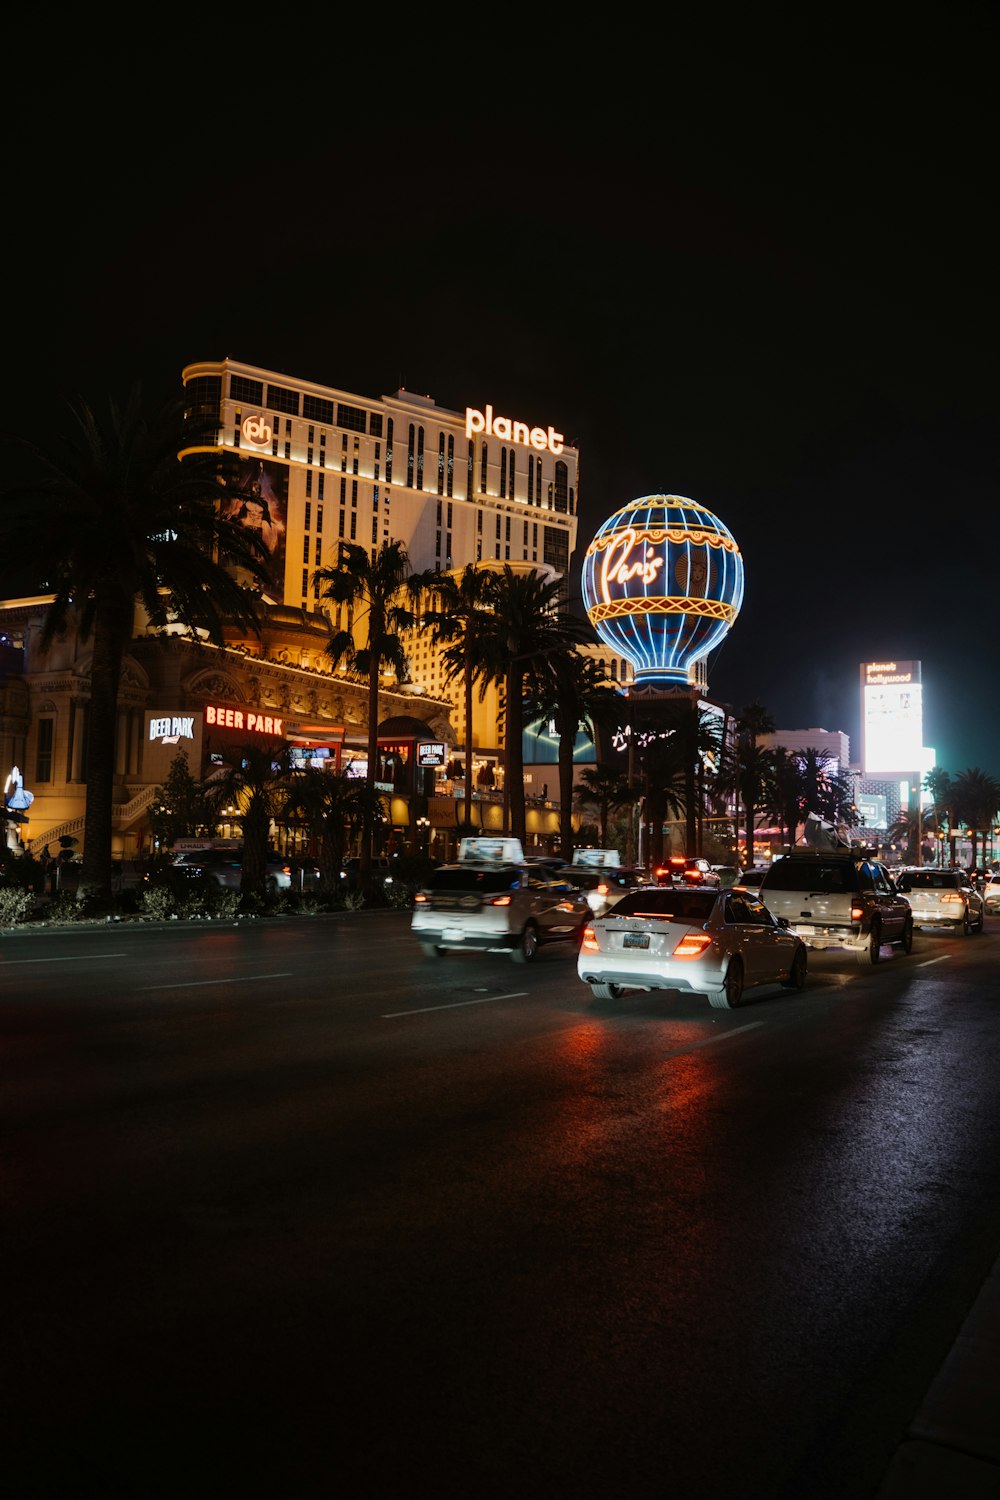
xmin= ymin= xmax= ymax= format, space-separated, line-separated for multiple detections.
xmin=763 ymin=859 xmax=857 ymax=893
xmin=427 ymin=868 xmax=519 ymax=894
xmin=896 ymin=871 xmax=959 ymax=891
xmin=612 ymin=890 xmax=716 ymax=921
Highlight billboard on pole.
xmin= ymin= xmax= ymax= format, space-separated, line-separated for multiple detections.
xmin=861 ymin=661 xmax=923 ymax=775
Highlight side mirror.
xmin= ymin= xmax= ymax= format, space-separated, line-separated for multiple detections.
xmin=776 ymin=916 xmax=790 ymax=929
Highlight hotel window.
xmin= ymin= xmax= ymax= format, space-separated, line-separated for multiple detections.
xmin=307 ymin=447 xmax=314 ymax=465
xmin=535 ymin=457 xmax=542 ymax=503
xmin=569 ymin=486 xmax=575 ymax=515
xmin=315 ymin=538 xmax=322 ymax=565
xmin=527 ymin=456 xmax=534 ymax=505
xmin=35 ymin=717 xmax=54 ymax=782
xmin=231 ymin=375 xmax=263 ymax=405
xmin=447 ymin=435 xmax=454 ymax=496
xmin=272 ymin=434 xmax=278 ymax=456
xmin=337 ymin=402 xmax=367 ymax=433
xmin=304 ymin=502 xmax=312 ymax=530
xmin=350 ymin=512 xmax=357 ymax=540
xmin=436 ymin=499 xmax=442 ymax=525
xmin=386 ymin=419 xmax=393 ymax=481
xmin=437 ymin=433 xmax=445 ymax=495
xmin=303 ymin=394 xmax=334 ymax=424
xmin=284 ymin=440 xmax=291 ymax=460
xmin=372 ymin=517 xmax=378 ymax=543
xmin=340 ymin=478 xmax=347 ymax=504
xmin=407 ymin=426 xmax=415 ymax=488
xmin=370 ymin=412 xmax=383 ymax=438
xmin=523 ymin=521 xmax=528 ymax=546
xmin=508 ymin=450 xmax=516 ymax=501
xmin=554 ymin=461 xmax=569 ymax=513
xmin=467 ymin=441 xmax=474 ymax=500
xmin=316 ymin=505 xmax=323 ymax=532
xmin=302 ymin=536 xmax=310 ymax=563
xmin=306 ymin=472 xmax=313 ymax=498
xmin=435 ymin=529 xmax=441 ymax=556
xmin=267 ymin=383 xmax=299 ymax=416
xmin=505 ymin=545 xmax=510 ymax=559
xmin=318 ymin=474 xmax=325 ymax=501
xmin=500 ymin=448 xmax=507 ymax=499
xmin=417 ymin=427 xmax=424 ymax=488
xmin=302 ymin=568 xmax=309 ymax=597
xmin=495 ymin=515 xmax=501 ymax=540
xmin=374 ymin=442 xmax=381 ymax=481
xmin=477 ymin=509 xmax=483 ymax=533
xmin=476 ymin=540 xmax=482 ymax=560
xmin=351 ymin=480 xmax=358 ymax=508
xmin=339 ymin=510 xmax=345 ymax=537
xmin=445 ymin=532 xmax=451 ymax=563
xmin=308 ymin=426 xmax=315 ymax=443
xmin=234 ymin=422 xmax=241 ymax=448
xmin=480 ymin=446 xmax=488 ymax=494
xmin=447 ymin=502 xmax=453 ymax=527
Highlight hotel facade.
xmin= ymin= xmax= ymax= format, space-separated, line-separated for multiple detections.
xmin=1 ymin=360 xmax=584 ymax=859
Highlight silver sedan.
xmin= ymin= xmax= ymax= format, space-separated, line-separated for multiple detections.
xmin=577 ymin=886 xmax=808 ymax=1010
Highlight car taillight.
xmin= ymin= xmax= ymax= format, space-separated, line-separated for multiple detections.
xmin=597 ymin=883 xmax=610 ymax=896
xmin=490 ymin=894 xmax=512 ymax=906
xmin=581 ymin=926 xmax=599 ymax=951
xmin=414 ymin=892 xmax=428 ymax=903
xmin=685 ymin=869 xmax=703 ymax=882
xmin=851 ymin=905 xmax=865 ymax=921
xmin=941 ymin=893 xmax=963 ymax=904
xmin=673 ymin=931 xmax=713 ymax=957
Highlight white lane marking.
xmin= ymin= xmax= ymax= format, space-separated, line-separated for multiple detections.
xmin=383 ymin=992 xmax=528 ymax=1018
xmin=666 ymin=1021 xmax=764 ymax=1054
xmin=1 ymin=953 xmax=129 ymax=964
xmin=918 ymin=955 xmax=952 ymax=967
xmin=139 ymin=972 xmax=295 ymax=991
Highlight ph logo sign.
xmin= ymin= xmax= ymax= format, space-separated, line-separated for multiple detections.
xmin=241 ymin=413 xmax=273 ymax=448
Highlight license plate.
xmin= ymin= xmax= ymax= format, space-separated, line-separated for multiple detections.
xmin=442 ymin=927 xmax=465 ymax=941
xmin=623 ymin=932 xmax=650 ymax=949
xmin=796 ymin=925 xmax=815 ymax=935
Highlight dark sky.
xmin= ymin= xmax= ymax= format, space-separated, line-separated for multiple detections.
xmin=5 ymin=16 xmax=997 ymax=778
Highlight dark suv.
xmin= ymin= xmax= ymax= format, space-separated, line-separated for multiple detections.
xmin=759 ymin=847 xmax=913 ymax=964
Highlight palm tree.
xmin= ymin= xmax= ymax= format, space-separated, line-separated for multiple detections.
xmin=923 ymin=767 xmax=953 ymax=865
xmin=525 ymin=650 xmax=622 ymax=860
xmin=477 ymin=568 xmax=591 ymax=847
xmin=420 ymin=564 xmax=497 ymax=830
xmin=315 ymin=540 xmax=424 ymax=884
xmin=1 ymin=389 xmax=270 ymax=904
xmin=573 ymin=764 xmax=635 ymax=851
xmin=638 ymin=730 xmax=688 ymax=870
xmin=724 ymin=700 xmax=775 ymax=863
xmin=951 ymin=768 xmax=1000 ymax=869
xmin=282 ymin=768 xmax=386 ymax=890
xmin=201 ymin=741 xmax=292 ymax=898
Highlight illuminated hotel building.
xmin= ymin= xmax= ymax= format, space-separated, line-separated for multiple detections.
xmin=182 ymin=358 xmax=580 ymax=610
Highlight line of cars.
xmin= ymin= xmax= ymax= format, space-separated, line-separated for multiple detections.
xmin=410 ymin=840 xmax=993 ymax=1013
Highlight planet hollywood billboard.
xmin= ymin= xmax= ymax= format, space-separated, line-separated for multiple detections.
xmin=581 ymin=494 xmax=744 ymax=690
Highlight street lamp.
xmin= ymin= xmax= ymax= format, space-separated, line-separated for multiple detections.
xmin=416 ymin=815 xmax=430 ymax=854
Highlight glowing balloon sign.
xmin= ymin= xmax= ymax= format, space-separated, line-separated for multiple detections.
xmin=581 ymin=494 xmax=744 ymax=687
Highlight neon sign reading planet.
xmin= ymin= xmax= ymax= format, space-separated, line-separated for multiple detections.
xmin=465 ymin=405 xmax=564 ymax=454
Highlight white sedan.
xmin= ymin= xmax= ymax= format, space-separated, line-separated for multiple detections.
xmin=577 ymin=886 xmax=808 ymax=1010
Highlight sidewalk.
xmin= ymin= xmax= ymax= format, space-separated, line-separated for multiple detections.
xmin=874 ymin=1251 xmax=1000 ymax=1497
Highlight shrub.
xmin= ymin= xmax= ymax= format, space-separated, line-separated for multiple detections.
xmin=0 ymin=887 xmax=35 ymax=926
xmin=141 ymin=884 xmax=178 ymax=921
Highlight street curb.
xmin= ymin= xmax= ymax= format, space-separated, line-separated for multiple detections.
xmin=0 ymin=908 xmax=411 ymax=939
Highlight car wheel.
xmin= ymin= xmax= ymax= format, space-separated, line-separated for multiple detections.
xmin=976 ymin=909 xmax=986 ymax=932
xmin=858 ymin=921 xmax=882 ymax=965
xmin=590 ymin=982 xmax=622 ymax=1000
xmin=901 ymin=918 xmax=914 ymax=954
xmin=781 ymin=945 xmax=808 ymax=990
xmin=420 ymin=942 xmax=445 ymax=959
xmin=710 ymin=958 xmax=744 ymax=1009
xmin=957 ymin=907 xmax=971 ymax=936
xmin=512 ymin=921 xmax=539 ymax=964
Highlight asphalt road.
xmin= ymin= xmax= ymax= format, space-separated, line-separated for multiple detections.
xmin=4 ymin=913 xmax=1000 ymax=1499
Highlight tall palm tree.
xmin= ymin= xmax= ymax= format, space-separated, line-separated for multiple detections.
xmin=951 ymin=768 xmax=1000 ymax=869
xmin=315 ymin=540 xmax=424 ymax=884
xmin=525 ymin=649 xmax=622 ymax=861
xmin=282 ymin=768 xmax=386 ymax=891
xmin=478 ymin=568 xmax=591 ymax=847
xmin=201 ymin=741 xmax=292 ymax=898
xmin=923 ymin=767 xmax=954 ymax=865
xmin=420 ymin=564 xmax=497 ymax=830
xmin=573 ymin=764 xmax=635 ymax=851
xmin=728 ymin=700 xmax=775 ymax=864
xmin=1 ymin=388 xmax=270 ymax=904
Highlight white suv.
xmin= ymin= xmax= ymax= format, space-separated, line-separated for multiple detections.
xmin=758 ymin=846 xmax=913 ymax=964
xmin=895 ymin=868 xmax=986 ymax=934
xmin=411 ymin=838 xmax=591 ymax=963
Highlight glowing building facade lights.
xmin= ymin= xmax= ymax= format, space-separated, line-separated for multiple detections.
xmin=581 ymin=494 xmax=744 ymax=688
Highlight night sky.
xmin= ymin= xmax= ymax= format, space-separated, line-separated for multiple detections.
xmin=5 ymin=18 xmax=997 ymax=777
